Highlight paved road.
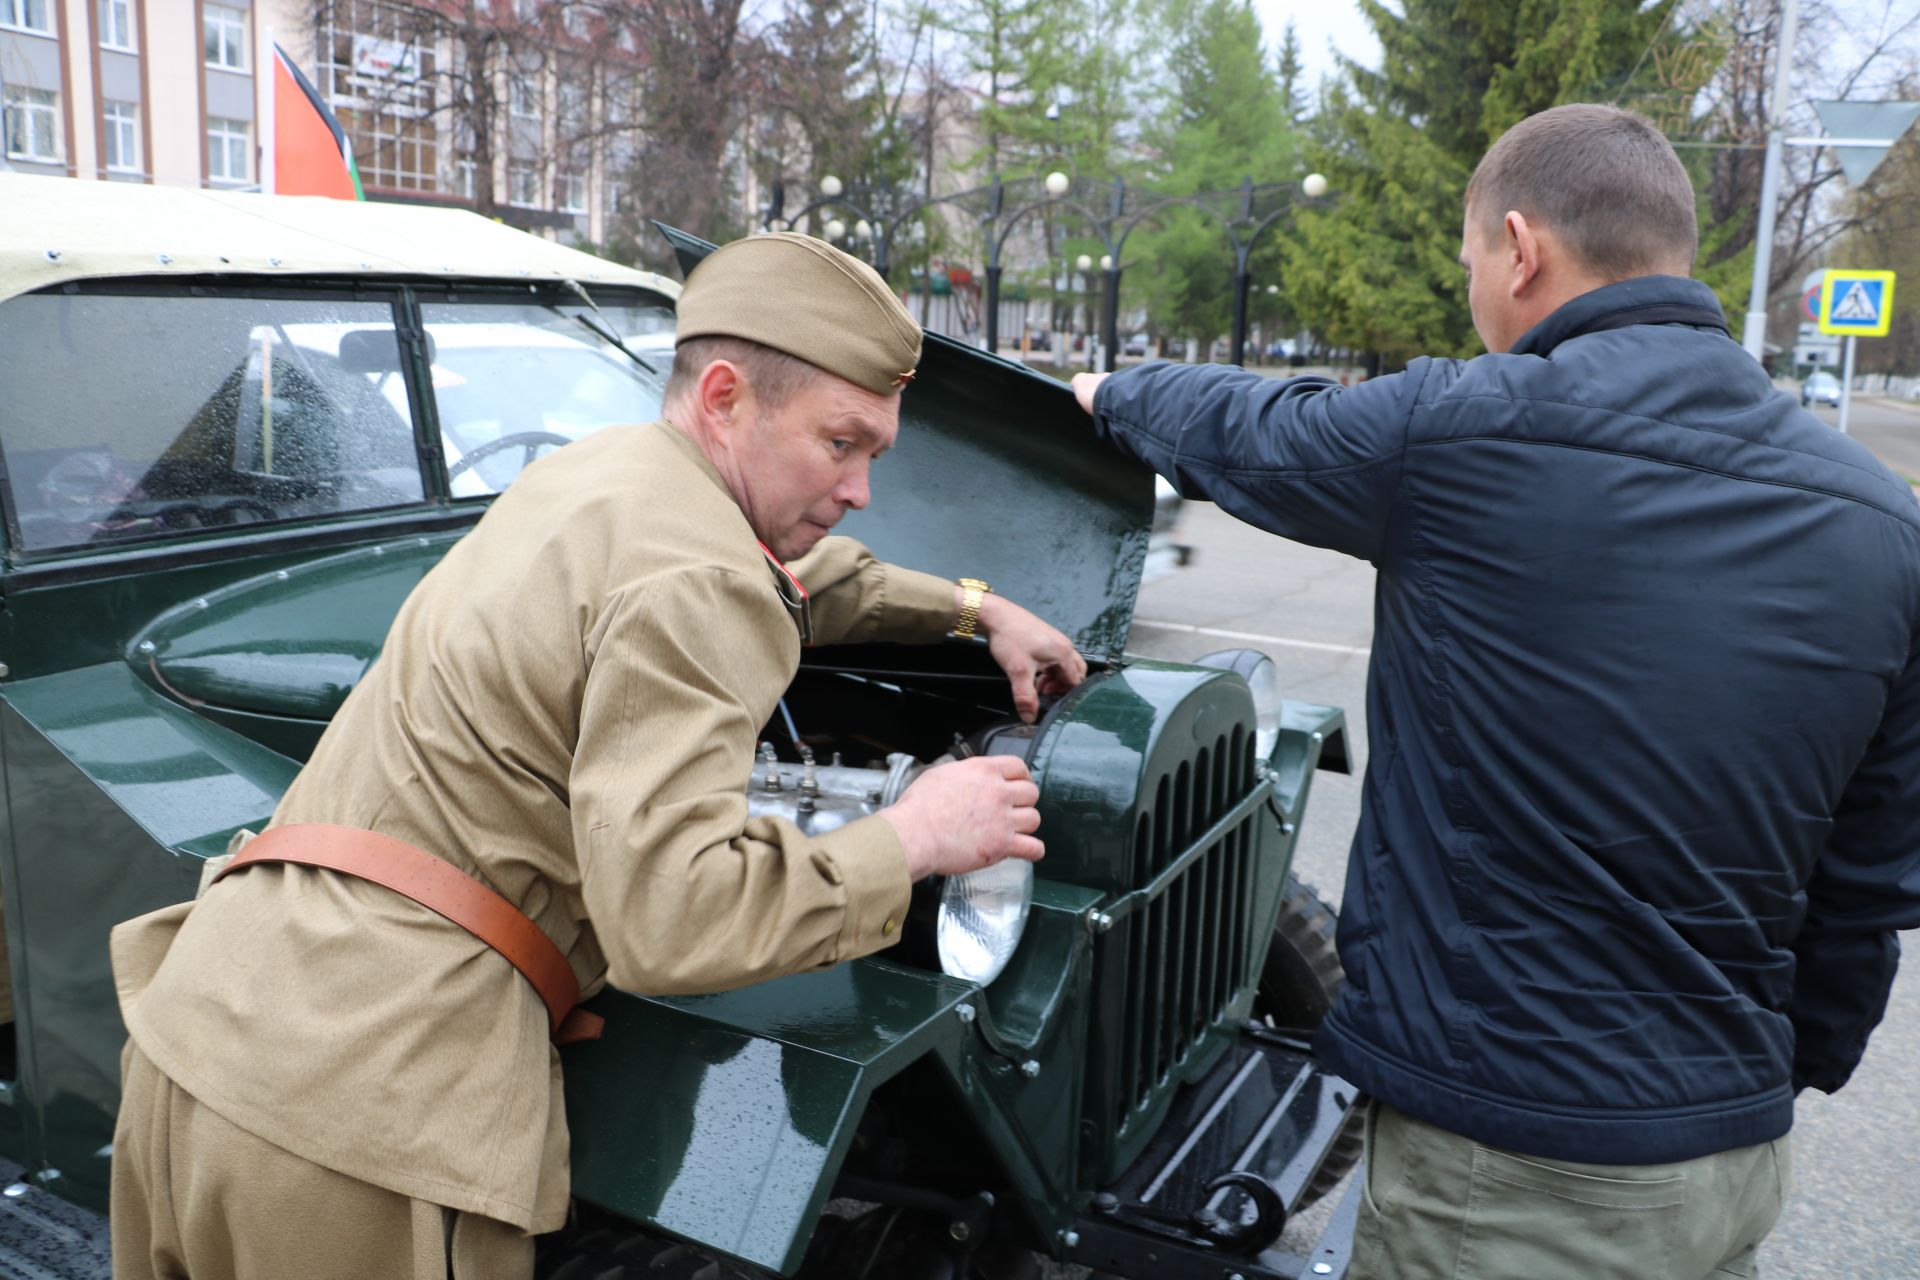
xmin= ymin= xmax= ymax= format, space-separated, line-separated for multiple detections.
xmin=1805 ymin=393 xmax=1920 ymax=484
xmin=1126 ymin=424 xmax=1920 ymax=1277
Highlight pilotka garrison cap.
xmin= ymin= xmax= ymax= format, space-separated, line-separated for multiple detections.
xmin=674 ymin=232 xmax=923 ymax=395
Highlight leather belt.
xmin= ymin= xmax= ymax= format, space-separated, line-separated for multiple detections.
xmin=212 ymin=823 xmax=605 ymax=1045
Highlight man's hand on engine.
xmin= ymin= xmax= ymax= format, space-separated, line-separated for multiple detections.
xmin=885 ymin=755 xmax=1044 ymax=881
xmin=970 ymin=593 xmax=1088 ymax=723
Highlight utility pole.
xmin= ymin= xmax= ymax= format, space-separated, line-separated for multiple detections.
xmin=1742 ymin=0 xmax=1803 ymax=361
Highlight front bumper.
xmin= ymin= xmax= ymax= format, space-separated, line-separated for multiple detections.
xmin=1071 ymin=1023 xmax=1363 ymax=1279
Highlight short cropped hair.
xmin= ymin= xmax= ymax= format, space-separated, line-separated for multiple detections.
xmin=1465 ymin=104 xmax=1697 ymax=279
xmin=663 ymin=335 xmax=823 ymax=412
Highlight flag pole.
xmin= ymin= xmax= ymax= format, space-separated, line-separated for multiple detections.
xmin=262 ymin=28 xmax=276 ymax=193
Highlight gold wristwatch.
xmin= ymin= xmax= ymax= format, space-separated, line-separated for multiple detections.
xmin=954 ymin=578 xmax=992 ymax=639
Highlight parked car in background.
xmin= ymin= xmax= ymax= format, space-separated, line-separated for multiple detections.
xmin=1802 ymin=371 xmax=1843 ymax=407
xmin=1123 ymin=333 xmax=1150 ymax=357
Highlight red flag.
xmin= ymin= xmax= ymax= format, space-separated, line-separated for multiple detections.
xmin=267 ymin=43 xmax=362 ymax=199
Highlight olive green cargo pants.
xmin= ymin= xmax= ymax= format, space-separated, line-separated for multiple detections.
xmin=112 ymin=1043 xmax=534 ymax=1280
xmin=1351 ymin=1101 xmax=1791 ymax=1280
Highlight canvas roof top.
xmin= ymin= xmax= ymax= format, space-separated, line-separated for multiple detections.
xmin=0 ymin=176 xmax=679 ymax=304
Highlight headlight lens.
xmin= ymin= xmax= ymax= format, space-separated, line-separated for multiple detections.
xmin=1195 ymin=648 xmax=1283 ymax=759
xmin=936 ymin=857 xmax=1034 ymax=985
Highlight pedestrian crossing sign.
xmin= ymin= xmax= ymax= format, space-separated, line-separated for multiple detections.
xmin=1818 ymin=269 xmax=1896 ymax=337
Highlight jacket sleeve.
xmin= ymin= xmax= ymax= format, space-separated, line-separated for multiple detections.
xmin=1090 ymin=360 xmax=1428 ymax=562
xmin=569 ymin=566 xmax=913 ymax=996
xmin=789 ymin=535 xmax=956 ymax=645
xmin=1790 ymin=630 xmax=1920 ymax=1094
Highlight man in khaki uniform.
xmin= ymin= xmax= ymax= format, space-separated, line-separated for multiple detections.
xmin=109 ymin=232 xmax=1086 ymax=1279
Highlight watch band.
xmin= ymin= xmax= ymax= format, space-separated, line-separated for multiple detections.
xmin=955 ymin=578 xmax=991 ymax=639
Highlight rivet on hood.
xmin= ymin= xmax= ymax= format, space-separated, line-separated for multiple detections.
xmin=156 ymin=253 xmax=172 ymax=265
xmin=43 ymin=249 xmax=60 ymax=261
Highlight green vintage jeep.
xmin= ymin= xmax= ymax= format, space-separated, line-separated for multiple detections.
xmin=0 ymin=175 xmax=1359 ymax=1280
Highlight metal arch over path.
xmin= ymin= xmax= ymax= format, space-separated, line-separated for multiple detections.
xmin=762 ymin=173 xmax=1328 ymax=370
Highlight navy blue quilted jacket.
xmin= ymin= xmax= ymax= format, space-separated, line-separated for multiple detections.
xmin=1089 ymin=276 xmax=1920 ymax=1164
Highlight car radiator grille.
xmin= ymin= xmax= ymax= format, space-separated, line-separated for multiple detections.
xmin=1116 ymin=723 xmax=1259 ymax=1126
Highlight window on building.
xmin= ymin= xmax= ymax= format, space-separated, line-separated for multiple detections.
xmin=453 ymin=156 xmax=477 ymax=200
xmin=99 ymin=0 xmax=134 ymax=49
xmin=604 ymin=177 xmax=626 ymax=220
xmin=3 ymin=88 xmax=60 ymax=162
xmin=556 ymin=171 xmax=586 ymax=213
xmin=509 ymin=77 xmax=539 ymax=120
xmin=203 ymin=3 xmax=246 ymax=69
xmin=508 ymin=164 xmax=539 ymax=207
xmin=558 ymin=80 xmax=586 ymax=135
xmin=1 ymin=0 xmax=51 ymax=33
xmin=103 ymin=100 xmax=140 ymax=171
xmin=562 ymin=1 xmax=585 ymax=37
xmin=321 ymin=0 xmax=442 ymax=194
xmin=512 ymin=0 xmax=537 ymax=21
xmin=207 ymin=116 xmax=250 ymax=182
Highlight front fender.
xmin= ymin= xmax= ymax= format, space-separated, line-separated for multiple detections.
xmin=561 ymin=876 xmax=1105 ymax=1275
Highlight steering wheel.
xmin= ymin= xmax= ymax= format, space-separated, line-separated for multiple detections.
xmin=446 ymin=431 xmax=571 ymax=480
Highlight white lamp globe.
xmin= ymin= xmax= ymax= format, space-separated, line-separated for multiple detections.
xmin=1075 ymin=253 xmax=1093 ymax=272
xmin=1045 ymin=171 xmax=1070 ymax=197
xmin=825 ymin=218 xmax=847 ymax=241
xmin=1266 ymin=284 xmax=1279 ymax=294
xmin=1100 ymin=254 xmax=1113 ymax=270
xmin=1303 ymin=172 xmax=1329 ymax=198
xmin=820 ymin=174 xmax=844 ymax=198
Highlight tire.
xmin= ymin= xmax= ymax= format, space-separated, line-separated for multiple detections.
xmin=1254 ymin=873 xmax=1363 ymax=1208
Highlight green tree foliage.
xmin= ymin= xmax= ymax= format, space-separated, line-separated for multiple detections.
xmin=1277 ymin=19 xmax=1305 ymax=128
xmin=1288 ymin=0 xmax=1674 ymax=364
xmin=763 ymin=0 xmax=878 ymax=195
xmin=1126 ymin=0 xmax=1295 ymax=345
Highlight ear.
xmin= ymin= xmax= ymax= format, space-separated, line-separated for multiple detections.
xmin=694 ymin=359 xmax=747 ymax=439
xmin=1505 ymin=211 xmax=1544 ymax=298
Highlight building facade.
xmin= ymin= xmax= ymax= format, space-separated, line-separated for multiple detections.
xmin=2 ymin=0 xmax=632 ymax=246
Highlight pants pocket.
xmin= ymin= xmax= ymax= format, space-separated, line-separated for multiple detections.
xmin=1452 ymin=1147 xmax=1685 ymax=1280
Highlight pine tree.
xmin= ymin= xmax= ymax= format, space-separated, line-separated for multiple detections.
xmin=1287 ymin=0 xmax=1675 ymax=364
xmin=1277 ymin=19 xmax=1305 ymax=128
xmin=1126 ymin=0 xmax=1296 ymax=346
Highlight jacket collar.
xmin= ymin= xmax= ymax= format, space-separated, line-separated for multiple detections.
xmin=1508 ymin=275 xmax=1730 ymax=359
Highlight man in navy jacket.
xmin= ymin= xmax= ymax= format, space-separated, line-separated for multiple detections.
xmin=1075 ymin=104 xmax=1920 ymax=1279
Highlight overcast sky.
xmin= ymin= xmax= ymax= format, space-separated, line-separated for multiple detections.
xmin=1249 ymin=0 xmax=1381 ymax=93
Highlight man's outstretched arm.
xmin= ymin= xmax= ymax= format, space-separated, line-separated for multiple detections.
xmin=1073 ymin=362 xmax=1431 ymax=563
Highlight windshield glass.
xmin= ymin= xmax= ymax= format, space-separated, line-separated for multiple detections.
xmin=0 ymin=292 xmax=424 ymax=554
xmin=418 ymin=300 xmax=673 ymax=497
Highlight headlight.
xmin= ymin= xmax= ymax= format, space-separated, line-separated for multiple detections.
xmin=934 ymin=857 xmax=1033 ymax=985
xmin=1195 ymin=648 xmax=1283 ymax=760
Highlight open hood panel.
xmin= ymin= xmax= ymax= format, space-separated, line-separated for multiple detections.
xmin=657 ymin=223 xmax=1153 ymax=658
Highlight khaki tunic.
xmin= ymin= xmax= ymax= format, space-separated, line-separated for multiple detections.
xmin=111 ymin=421 xmax=957 ymax=1233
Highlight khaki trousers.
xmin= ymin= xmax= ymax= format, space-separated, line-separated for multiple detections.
xmin=1352 ymin=1101 xmax=1791 ymax=1280
xmin=111 ymin=1042 xmax=534 ymax=1280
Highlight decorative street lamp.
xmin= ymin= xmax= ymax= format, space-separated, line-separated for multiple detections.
xmin=820 ymin=174 xmax=843 ymax=198
xmin=1302 ymin=172 xmax=1328 ymax=198
xmin=1045 ymin=171 xmax=1071 ymax=197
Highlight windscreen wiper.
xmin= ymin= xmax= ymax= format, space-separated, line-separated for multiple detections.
xmin=557 ymin=281 xmax=659 ymax=375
